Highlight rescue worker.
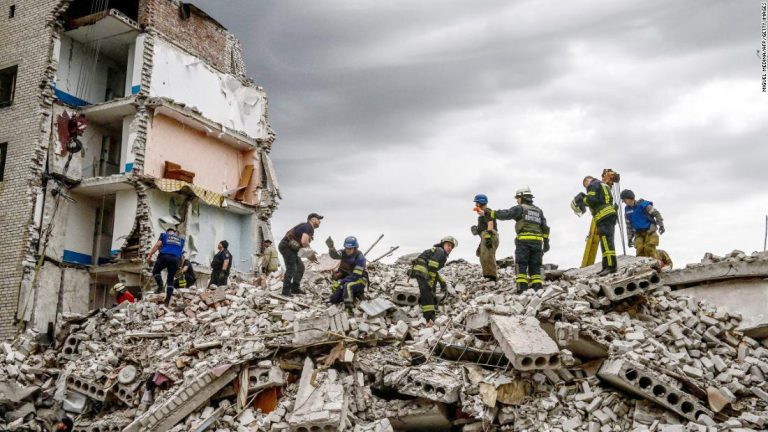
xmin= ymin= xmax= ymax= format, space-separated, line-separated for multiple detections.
xmin=574 ymin=175 xmax=618 ymax=275
xmin=326 ymin=236 xmax=368 ymax=306
xmin=260 ymin=239 xmax=280 ymax=276
xmin=55 ymin=416 xmax=74 ymax=432
xmin=471 ymin=194 xmax=499 ymax=281
xmin=113 ymin=282 xmax=135 ymax=305
xmin=176 ymin=252 xmax=197 ymax=289
xmin=494 ymin=187 xmax=550 ymax=292
xmin=279 ymin=213 xmax=323 ymax=296
xmin=146 ymin=227 xmax=185 ymax=306
xmin=408 ymin=236 xmax=457 ymax=323
xmin=656 ymin=249 xmax=673 ymax=270
xmin=209 ymin=240 xmax=233 ymax=288
xmin=620 ymin=189 xmax=665 ymax=259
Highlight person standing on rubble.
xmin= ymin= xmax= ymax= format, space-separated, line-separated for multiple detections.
xmin=209 ymin=240 xmax=233 ymax=288
xmin=408 ymin=236 xmax=457 ymax=323
xmin=494 ymin=187 xmax=550 ymax=292
xmin=620 ymin=189 xmax=665 ymax=260
xmin=573 ymin=175 xmax=618 ymax=276
xmin=472 ymin=194 xmax=499 ymax=281
xmin=146 ymin=226 xmax=185 ymax=306
xmin=260 ymin=239 xmax=280 ymax=276
xmin=326 ymin=236 xmax=368 ymax=306
xmin=279 ymin=213 xmax=323 ymax=296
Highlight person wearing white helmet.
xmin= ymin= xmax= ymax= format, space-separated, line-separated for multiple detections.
xmin=408 ymin=236 xmax=457 ymax=323
xmin=113 ymin=282 xmax=135 ymax=305
xmin=326 ymin=235 xmax=368 ymax=305
xmin=494 ymin=187 xmax=550 ymax=292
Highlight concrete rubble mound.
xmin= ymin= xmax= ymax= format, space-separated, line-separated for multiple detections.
xmin=2 ymin=251 xmax=768 ymax=431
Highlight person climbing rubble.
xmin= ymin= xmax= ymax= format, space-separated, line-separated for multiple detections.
xmin=620 ymin=189 xmax=665 ymax=260
xmin=494 ymin=187 xmax=550 ymax=292
xmin=260 ymin=239 xmax=280 ymax=276
xmin=279 ymin=213 xmax=322 ymax=296
xmin=113 ymin=283 xmax=135 ymax=305
xmin=209 ymin=240 xmax=233 ymax=288
xmin=326 ymin=235 xmax=369 ymax=306
xmin=471 ymin=194 xmax=499 ymax=281
xmin=408 ymin=236 xmax=457 ymax=323
xmin=573 ymin=175 xmax=618 ymax=275
xmin=146 ymin=226 xmax=185 ymax=306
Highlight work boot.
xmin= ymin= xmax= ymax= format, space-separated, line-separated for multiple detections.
xmin=597 ymin=268 xmax=617 ymax=276
xmin=516 ymin=283 xmax=528 ymax=294
xmin=281 ymin=288 xmax=293 ymax=297
xmin=291 ymin=288 xmax=306 ymax=295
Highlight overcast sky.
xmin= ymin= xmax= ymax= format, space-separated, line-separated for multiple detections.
xmin=197 ymin=0 xmax=768 ymax=269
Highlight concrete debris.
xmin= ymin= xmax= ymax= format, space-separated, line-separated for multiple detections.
xmin=2 ymin=252 xmax=768 ymax=430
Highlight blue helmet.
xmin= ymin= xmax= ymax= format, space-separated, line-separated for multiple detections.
xmin=343 ymin=236 xmax=359 ymax=249
xmin=473 ymin=194 xmax=488 ymax=205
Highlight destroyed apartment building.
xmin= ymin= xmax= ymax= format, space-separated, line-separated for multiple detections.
xmin=2 ymin=250 xmax=768 ymax=431
xmin=0 ymin=0 xmax=280 ymax=339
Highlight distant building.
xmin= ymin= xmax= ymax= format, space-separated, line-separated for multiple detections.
xmin=0 ymin=0 xmax=280 ymax=339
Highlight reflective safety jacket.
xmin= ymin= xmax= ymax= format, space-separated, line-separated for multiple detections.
xmin=625 ymin=199 xmax=664 ymax=238
xmin=409 ymin=245 xmax=448 ymax=288
xmin=329 ymin=248 xmax=368 ymax=286
xmin=159 ymin=232 xmax=185 ymax=257
xmin=494 ymin=203 xmax=551 ymax=242
xmin=583 ymin=179 xmax=616 ymax=222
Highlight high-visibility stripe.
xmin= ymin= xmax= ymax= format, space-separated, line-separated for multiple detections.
xmin=601 ymin=236 xmax=614 ymax=266
xmin=517 ymin=235 xmax=543 ymax=241
xmin=602 ymin=184 xmax=611 ymax=204
xmin=594 ymin=205 xmax=616 ymax=221
xmin=421 ymin=305 xmax=435 ymax=312
xmin=428 ymin=260 xmax=440 ymax=268
xmin=412 ymin=265 xmax=428 ymax=273
xmin=353 ymin=269 xmax=364 ymax=275
xmin=587 ymin=191 xmax=596 ymax=195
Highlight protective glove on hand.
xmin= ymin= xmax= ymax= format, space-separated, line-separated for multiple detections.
xmin=658 ymin=226 xmax=665 ymax=235
xmin=628 ymin=238 xmax=634 ymax=248
xmin=470 ymin=225 xmax=479 ymax=236
xmin=543 ymin=239 xmax=550 ymax=253
xmin=325 ymin=236 xmax=334 ymax=248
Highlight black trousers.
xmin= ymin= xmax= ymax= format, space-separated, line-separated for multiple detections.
xmin=209 ymin=270 xmax=230 ymax=287
xmin=278 ymin=239 xmax=304 ymax=294
xmin=152 ymin=254 xmax=179 ymax=293
xmin=416 ymin=276 xmax=436 ymax=321
xmin=596 ymin=215 xmax=618 ymax=271
xmin=515 ymin=239 xmax=543 ymax=291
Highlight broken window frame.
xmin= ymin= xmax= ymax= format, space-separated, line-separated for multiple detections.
xmin=0 ymin=65 xmax=18 ymax=108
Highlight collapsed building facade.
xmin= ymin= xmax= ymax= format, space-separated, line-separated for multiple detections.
xmin=0 ymin=0 xmax=279 ymax=339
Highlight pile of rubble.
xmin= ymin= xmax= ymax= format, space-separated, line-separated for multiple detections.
xmin=2 ymin=251 xmax=768 ymax=431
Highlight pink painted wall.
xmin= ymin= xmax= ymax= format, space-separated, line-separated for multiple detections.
xmin=144 ymin=114 xmax=257 ymax=205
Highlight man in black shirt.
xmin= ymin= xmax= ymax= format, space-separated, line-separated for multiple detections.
xmin=279 ymin=213 xmax=322 ymax=296
xmin=209 ymin=240 xmax=232 ymax=287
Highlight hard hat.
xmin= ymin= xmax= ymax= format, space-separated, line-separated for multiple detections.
xmin=441 ymin=236 xmax=458 ymax=248
xmin=515 ymin=187 xmax=534 ymax=198
xmin=343 ymin=236 xmax=359 ymax=249
xmin=620 ymin=189 xmax=635 ymax=200
xmin=473 ymin=194 xmax=488 ymax=205
xmin=112 ymin=282 xmax=126 ymax=293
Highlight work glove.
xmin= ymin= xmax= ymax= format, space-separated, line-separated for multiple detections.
xmin=439 ymin=279 xmax=447 ymax=291
xmin=332 ymin=281 xmax=341 ymax=290
xmin=628 ymin=238 xmax=634 ymax=248
xmin=484 ymin=235 xmax=493 ymax=248
xmin=543 ymin=239 xmax=550 ymax=253
xmin=658 ymin=225 xmax=665 ymax=235
xmin=325 ymin=236 xmax=334 ymax=249
xmin=470 ymin=225 xmax=479 ymax=236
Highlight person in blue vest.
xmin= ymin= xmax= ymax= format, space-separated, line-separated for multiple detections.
xmin=620 ymin=189 xmax=665 ymax=259
xmin=146 ymin=227 xmax=185 ymax=306
xmin=326 ymin=236 xmax=368 ymax=306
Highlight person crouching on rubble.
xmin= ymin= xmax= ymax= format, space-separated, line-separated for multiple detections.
xmin=326 ymin=235 xmax=368 ymax=306
xmin=112 ymin=283 xmax=135 ymax=305
xmin=55 ymin=416 xmax=73 ymax=432
xmin=408 ymin=236 xmax=457 ymax=324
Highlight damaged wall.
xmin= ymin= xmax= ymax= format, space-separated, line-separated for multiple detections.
xmin=187 ymin=202 xmax=256 ymax=272
xmin=0 ymin=0 xmax=65 ymax=339
xmin=55 ymin=34 xmax=127 ymax=105
xmin=112 ymin=189 xmax=137 ymax=255
xmin=144 ymin=113 xmax=256 ymax=202
xmin=148 ymin=39 xmax=269 ymax=140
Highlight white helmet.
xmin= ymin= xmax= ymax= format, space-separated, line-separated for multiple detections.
xmin=515 ymin=186 xmax=534 ymax=198
xmin=112 ymin=282 xmax=126 ymax=293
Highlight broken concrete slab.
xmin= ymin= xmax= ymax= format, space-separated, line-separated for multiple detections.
xmin=489 ymin=315 xmax=561 ymax=370
xmin=383 ymin=363 xmax=462 ymax=403
xmin=392 ymin=284 xmax=420 ymax=306
xmin=288 ymin=357 xmax=348 ymax=432
xmin=601 ymin=269 xmax=661 ymax=301
xmin=663 ymin=257 xmax=768 ymax=288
